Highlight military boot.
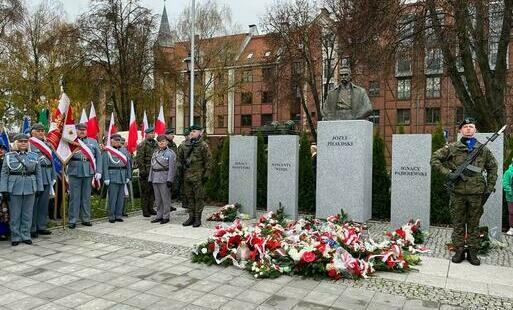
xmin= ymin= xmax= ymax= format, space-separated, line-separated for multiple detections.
xmin=193 ymin=211 xmax=202 ymax=228
xmin=451 ymin=248 xmax=465 ymax=263
xmin=466 ymin=249 xmax=481 ymax=266
xmin=182 ymin=213 xmax=194 ymax=226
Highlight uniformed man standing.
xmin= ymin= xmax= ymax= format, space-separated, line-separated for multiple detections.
xmin=28 ymin=123 xmax=55 ymax=238
xmin=175 ymin=128 xmax=190 ymax=208
xmin=0 ymin=134 xmax=44 ymax=246
xmin=431 ymin=117 xmax=498 ymax=265
xmin=165 ymin=128 xmax=178 ymax=155
xmin=135 ymin=127 xmax=157 ymax=217
xmin=177 ymin=125 xmax=211 ymax=227
xmin=67 ymin=123 xmax=102 ymax=229
xmin=103 ymin=134 xmax=131 ymax=223
xmin=149 ymin=135 xmax=176 ymax=224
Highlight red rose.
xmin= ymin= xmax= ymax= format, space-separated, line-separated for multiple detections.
xmin=219 ymin=244 xmax=228 ymax=257
xmin=395 ymin=229 xmax=406 ymax=239
xmin=316 ymin=243 xmax=326 ymax=254
xmin=327 ymin=269 xmax=339 ymax=279
xmin=301 ymin=251 xmax=317 ymax=263
xmin=228 ymin=235 xmax=242 ymax=246
xmin=215 ymin=230 xmax=226 ymax=237
xmin=249 ymin=250 xmax=258 ymax=261
xmin=267 ymin=239 xmax=281 ymax=251
xmin=386 ymin=258 xmax=395 ymax=268
xmin=207 ymin=243 xmax=215 ymax=253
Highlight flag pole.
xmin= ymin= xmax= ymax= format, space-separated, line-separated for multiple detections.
xmin=61 ymin=169 xmax=66 ymax=229
xmin=189 ymin=0 xmax=195 ymax=127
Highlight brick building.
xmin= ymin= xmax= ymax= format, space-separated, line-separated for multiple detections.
xmin=154 ymin=5 xmax=512 ymax=157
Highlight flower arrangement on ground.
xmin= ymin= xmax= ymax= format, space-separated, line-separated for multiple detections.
xmin=207 ymin=203 xmax=240 ymax=222
xmin=193 ymin=208 xmax=428 ymax=280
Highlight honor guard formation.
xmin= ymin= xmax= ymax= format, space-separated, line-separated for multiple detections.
xmin=0 ymin=122 xmax=211 ymax=246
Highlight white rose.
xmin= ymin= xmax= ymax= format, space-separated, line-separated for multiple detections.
xmin=201 ymin=248 xmax=207 ymax=254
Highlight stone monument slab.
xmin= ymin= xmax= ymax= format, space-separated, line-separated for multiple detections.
xmin=267 ymin=135 xmax=299 ymax=219
xmin=390 ymin=134 xmax=432 ymax=230
xmin=316 ymin=120 xmax=373 ymax=221
xmin=229 ymin=136 xmax=257 ymax=218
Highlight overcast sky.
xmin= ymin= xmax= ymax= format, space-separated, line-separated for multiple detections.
xmin=27 ymin=0 xmax=275 ymax=32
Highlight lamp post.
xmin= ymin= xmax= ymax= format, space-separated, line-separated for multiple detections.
xmin=184 ymin=55 xmax=193 ymax=127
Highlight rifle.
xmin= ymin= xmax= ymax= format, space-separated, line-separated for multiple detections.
xmin=446 ymin=125 xmax=507 ymax=196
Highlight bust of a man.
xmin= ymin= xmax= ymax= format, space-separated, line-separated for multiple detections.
xmin=321 ymin=65 xmax=372 ymax=121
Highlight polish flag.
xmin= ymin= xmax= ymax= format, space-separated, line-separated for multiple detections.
xmin=106 ymin=112 xmax=117 ymax=146
xmin=47 ymin=92 xmax=77 ymax=162
xmin=127 ymin=101 xmax=138 ymax=154
xmin=87 ymin=102 xmax=99 ymax=140
xmin=79 ymin=108 xmax=88 ymax=124
xmin=154 ymin=105 xmax=166 ymax=135
xmin=141 ymin=110 xmax=148 ymax=139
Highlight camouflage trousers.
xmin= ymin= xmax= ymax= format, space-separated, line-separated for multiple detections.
xmin=182 ymin=179 xmax=205 ymax=217
xmin=139 ymin=175 xmax=155 ymax=216
xmin=449 ymin=193 xmax=484 ymax=251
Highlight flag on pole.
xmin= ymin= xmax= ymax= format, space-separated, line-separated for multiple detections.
xmin=37 ymin=108 xmax=49 ymax=131
xmin=47 ymin=92 xmax=77 ymax=162
xmin=87 ymin=102 xmax=99 ymax=140
xmin=154 ymin=105 xmax=166 ymax=135
xmin=141 ymin=110 xmax=148 ymax=139
xmin=127 ymin=101 xmax=138 ymax=154
xmin=21 ymin=115 xmax=30 ymax=134
xmin=0 ymin=127 xmax=10 ymax=151
xmin=106 ymin=112 xmax=117 ymax=146
xmin=80 ymin=108 xmax=88 ymax=124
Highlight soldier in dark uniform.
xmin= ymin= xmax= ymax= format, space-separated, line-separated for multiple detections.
xmin=103 ymin=134 xmax=131 ymax=223
xmin=0 ymin=134 xmax=44 ymax=246
xmin=165 ymin=128 xmax=178 ymax=155
xmin=135 ymin=127 xmax=157 ymax=217
xmin=67 ymin=123 xmax=102 ymax=229
xmin=176 ymin=125 xmax=211 ymax=227
xmin=431 ymin=117 xmax=498 ymax=265
xmin=29 ymin=123 xmax=55 ymax=238
xmin=149 ymin=135 xmax=176 ymax=224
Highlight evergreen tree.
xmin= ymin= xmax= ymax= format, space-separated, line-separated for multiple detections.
xmin=372 ymin=133 xmax=391 ymax=219
xmin=218 ymin=136 xmax=230 ymax=203
xmin=256 ymin=132 xmax=267 ymax=209
xmin=431 ymin=126 xmax=451 ymax=225
xmin=298 ymin=132 xmax=315 ymax=213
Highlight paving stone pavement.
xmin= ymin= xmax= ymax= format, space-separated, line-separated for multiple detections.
xmin=0 ymin=207 xmax=511 ymax=310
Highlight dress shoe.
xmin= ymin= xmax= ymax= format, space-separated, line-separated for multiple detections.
xmin=23 ymin=240 xmax=32 ymax=245
xmin=81 ymin=222 xmax=92 ymax=227
xmin=30 ymin=232 xmax=38 ymax=238
xmin=115 ymin=218 xmax=124 ymax=222
xmin=150 ymin=210 xmax=157 ymax=215
xmin=466 ymin=249 xmax=481 ymax=266
xmin=170 ymin=206 xmax=177 ymax=212
xmin=11 ymin=241 xmax=19 ymax=246
xmin=68 ymin=223 xmax=76 ymax=229
xmin=451 ymin=247 xmax=465 ymax=264
xmin=38 ymin=229 xmax=52 ymax=235
xmin=109 ymin=219 xmax=116 ymax=223
xmin=182 ymin=214 xmax=194 ymax=226
xmin=151 ymin=218 xmax=163 ymax=223
xmin=143 ymin=214 xmax=151 ymax=218
xmin=123 ymin=213 xmax=128 ymax=217
xmin=160 ymin=219 xmax=169 ymax=224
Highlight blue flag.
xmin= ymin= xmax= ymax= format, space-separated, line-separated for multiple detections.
xmin=0 ymin=129 xmax=10 ymax=151
xmin=22 ymin=116 xmax=30 ymax=134
xmin=52 ymin=151 xmax=62 ymax=178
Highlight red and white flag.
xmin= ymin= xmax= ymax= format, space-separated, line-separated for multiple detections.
xmin=87 ymin=102 xmax=99 ymax=140
xmin=154 ymin=105 xmax=166 ymax=135
xmin=141 ymin=110 xmax=148 ymax=139
xmin=29 ymin=137 xmax=53 ymax=161
xmin=106 ymin=112 xmax=117 ymax=147
xmin=47 ymin=92 xmax=77 ymax=162
xmin=80 ymin=108 xmax=88 ymax=124
xmin=127 ymin=100 xmax=138 ymax=154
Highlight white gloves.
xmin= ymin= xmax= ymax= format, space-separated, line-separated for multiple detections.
xmin=125 ymin=179 xmax=130 ymax=184
xmin=95 ymin=173 xmax=102 ymax=181
xmin=52 ymin=179 xmax=57 ymax=186
xmin=104 ymin=180 xmax=110 ymax=186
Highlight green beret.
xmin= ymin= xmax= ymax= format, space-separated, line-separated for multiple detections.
xmin=459 ymin=117 xmax=476 ymax=129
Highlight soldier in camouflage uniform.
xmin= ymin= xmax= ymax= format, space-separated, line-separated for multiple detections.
xmin=431 ymin=117 xmax=498 ymax=266
xmin=177 ymin=125 xmax=211 ymax=227
xmin=165 ymin=128 xmax=178 ymax=155
xmin=135 ymin=127 xmax=157 ymax=217
xmin=175 ymin=128 xmax=190 ymax=207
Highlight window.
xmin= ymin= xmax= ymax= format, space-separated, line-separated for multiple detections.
xmin=425 ymin=10 xmax=445 ymax=47
xmin=261 ymin=114 xmax=273 ymax=125
xmin=262 ymin=67 xmax=273 ymax=80
xmin=397 ymin=78 xmax=411 ymax=100
xmin=426 ymin=76 xmax=441 ymax=98
xmin=242 ymin=70 xmax=252 ymax=82
xmin=455 ymin=107 xmax=464 ymax=124
xmin=369 ymin=110 xmax=380 ymax=126
xmin=241 ymin=114 xmax=252 ymax=127
xmin=397 ymin=109 xmax=411 ymax=125
xmin=262 ymin=91 xmax=273 ymax=104
xmin=489 ymin=1 xmax=503 ymax=70
xmin=396 ymin=52 xmax=412 ymax=77
xmin=425 ymin=48 xmax=443 ymax=74
xmin=217 ymin=115 xmax=226 ymax=128
xmin=241 ymin=92 xmax=253 ymax=104
xmin=425 ymin=108 xmax=441 ymax=124
xmin=368 ymin=81 xmax=380 ymax=97
xmin=398 ymin=14 xmax=414 ymax=44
